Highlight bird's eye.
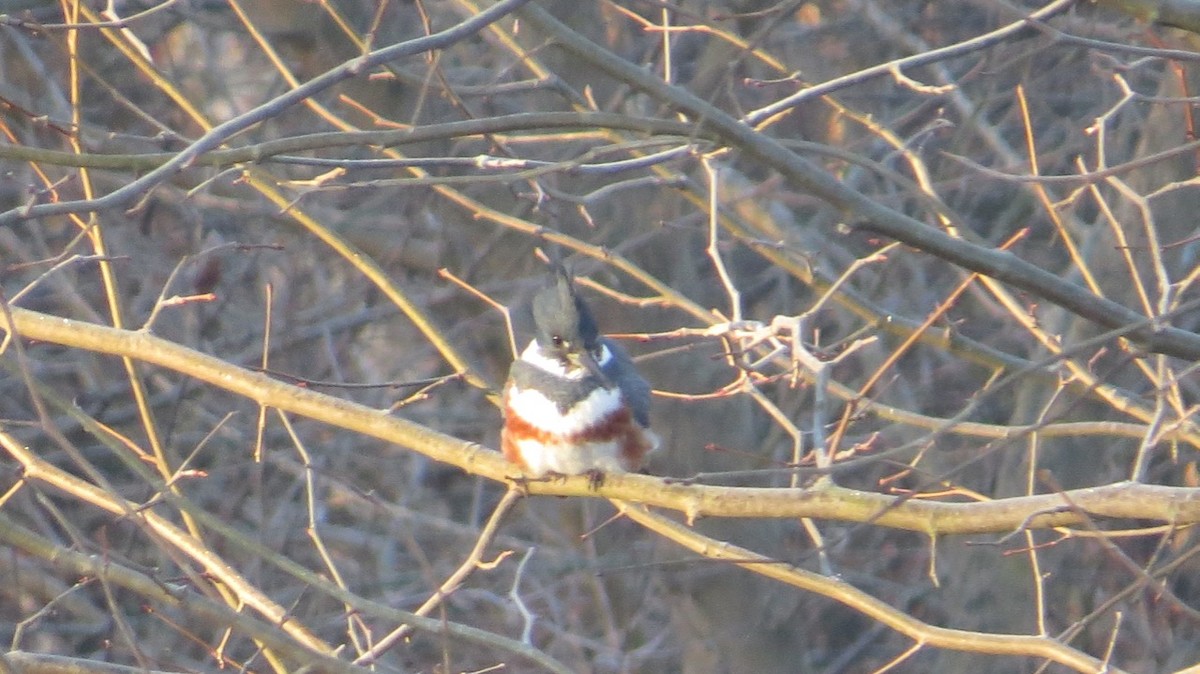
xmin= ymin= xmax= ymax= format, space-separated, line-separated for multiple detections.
xmin=551 ymin=335 xmax=565 ymax=347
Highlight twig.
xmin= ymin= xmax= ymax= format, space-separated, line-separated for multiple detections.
xmin=357 ymin=487 xmax=523 ymax=664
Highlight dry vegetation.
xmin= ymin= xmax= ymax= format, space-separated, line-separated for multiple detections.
xmin=4 ymin=0 xmax=1200 ymax=672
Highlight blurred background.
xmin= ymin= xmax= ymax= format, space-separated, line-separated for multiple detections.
xmin=3 ymin=0 xmax=1200 ymax=672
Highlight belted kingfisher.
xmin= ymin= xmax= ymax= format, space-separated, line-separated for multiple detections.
xmin=501 ymin=267 xmax=657 ymax=478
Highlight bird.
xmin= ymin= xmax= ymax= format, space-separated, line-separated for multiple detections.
xmin=501 ymin=267 xmax=657 ymax=480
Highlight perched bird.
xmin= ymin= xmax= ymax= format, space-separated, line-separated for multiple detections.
xmin=501 ymin=267 xmax=657 ymax=478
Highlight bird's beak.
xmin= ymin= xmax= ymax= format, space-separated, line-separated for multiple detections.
xmin=571 ymin=349 xmax=610 ymax=385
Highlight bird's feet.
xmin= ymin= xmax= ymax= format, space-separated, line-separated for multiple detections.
xmin=583 ymin=468 xmax=606 ymax=490
xmin=508 ymin=470 xmax=605 ymax=491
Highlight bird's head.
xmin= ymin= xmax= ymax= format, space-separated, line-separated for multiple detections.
xmin=530 ymin=267 xmax=607 ymax=381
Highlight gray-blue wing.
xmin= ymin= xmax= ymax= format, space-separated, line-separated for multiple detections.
xmin=600 ymin=337 xmax=652 ymax=428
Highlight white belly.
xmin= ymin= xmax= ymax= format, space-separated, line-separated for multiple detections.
xmin=514 ymin=438 xmax=625 ymax=476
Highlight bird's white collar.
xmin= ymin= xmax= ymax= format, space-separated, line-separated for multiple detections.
xmin=520 ymin=340 xmax=612 ymax=380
